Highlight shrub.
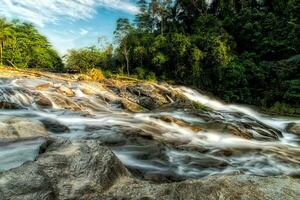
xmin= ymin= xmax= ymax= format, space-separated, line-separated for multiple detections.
xmin=87 ymin=68 xmax=105 ymax=81
xmin=145 ymin=71 xmax=157 ymax=81
xmin=135 ymin=67 xmax=146 ymax=79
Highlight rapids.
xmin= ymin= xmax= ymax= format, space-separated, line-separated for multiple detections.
xmin=0 ymin=74 xmax=300 ymax=181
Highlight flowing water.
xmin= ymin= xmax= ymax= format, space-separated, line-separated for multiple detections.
xmin=0 ymin=75 xmax=300 ymax=181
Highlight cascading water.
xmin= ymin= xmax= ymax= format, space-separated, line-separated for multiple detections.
xmin=0 ymin=74 xmax=299 ymax=181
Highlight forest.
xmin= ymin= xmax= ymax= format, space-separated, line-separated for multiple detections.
xmin=0 ymin=0 xmax=299 ymax=115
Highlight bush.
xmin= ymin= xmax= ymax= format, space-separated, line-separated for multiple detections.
xmin=87 ymin=68 xmax=105 ymax=82
xmin=135 ymin=67 xmax=146 ymax=79
xmin=269 ymin=102 xmax=300 ymax=116
xmin=145 ymin=71 xmax=157 ymax=81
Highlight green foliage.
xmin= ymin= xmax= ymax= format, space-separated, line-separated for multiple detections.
xmin=65 ymin=45 xmax=112 ymax=73
xmin=269 ymin=102 xmax=300 ymax=116
xmin=145 ymin=71 xmax=157 ymax=81
xmin=0 ymin=18 xmax=62 ymax=69
xmin=107 ymin=0 xmax=299 ymax=113
xmin=192 ymin=101 xmax=211 ymax=112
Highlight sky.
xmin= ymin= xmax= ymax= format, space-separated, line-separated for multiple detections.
xmin=0 ymin=0 xmax=138 ymax=54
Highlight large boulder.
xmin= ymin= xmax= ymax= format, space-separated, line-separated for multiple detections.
xmin=0 ymin=139 xmax=130 ymax=200
xmin=0 ymin=163 xmax=56 ymax=200
xmin=36 ymin=139 xmax=130 ymax=199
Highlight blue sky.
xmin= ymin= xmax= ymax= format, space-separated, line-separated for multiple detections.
xmin=0 ymin=0 xmax=138 ymax=54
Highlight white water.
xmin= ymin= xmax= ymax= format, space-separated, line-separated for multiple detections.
xmin=0 ymin=77 xmax=299 ymax=180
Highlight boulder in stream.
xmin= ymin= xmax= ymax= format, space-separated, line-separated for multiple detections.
xmin=287 ymin=123 xmax=300 ymax=135
xmin=0 ymin=117 xmax=48 ymax=140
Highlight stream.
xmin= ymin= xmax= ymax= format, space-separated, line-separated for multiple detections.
xmin=0 ymin=75 xmax=300 ymax=181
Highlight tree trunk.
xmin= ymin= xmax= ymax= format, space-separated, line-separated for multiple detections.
xmin=123 ymin=45 xmax=130 ymax=76
xmin=125 ymin=54 xmax=130 ymax=76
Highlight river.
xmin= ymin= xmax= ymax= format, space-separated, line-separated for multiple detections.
xmin=0 ymin=73 xmax=299 ymax=181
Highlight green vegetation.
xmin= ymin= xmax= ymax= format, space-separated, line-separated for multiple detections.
xmin=104 ymin=0 xmax=300 ymax=112
xmin=192 ymin=101 xmax=212 ymax=112
xmin=1 ymin=0 xmax=299 ymax=114
xmin=0 ymin=18 xmax=63 ymax=69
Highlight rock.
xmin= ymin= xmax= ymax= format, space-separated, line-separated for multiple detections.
xmin=103 ymin=175 xmax=300 ymax=200
xmin=0 ymin=122 xmax=18 ymax=138
xmin=37 ymin=139 xmax=130 ymax=199
xmin=121 ymin=99 xmax=145 ymax=112
xmin=35 ymin=83 xmax=53 ymax=90
xmin=287 ymin=123 xmax=300 ymax=135
xmin=0 ymin=162 xmax=56 ymax=200
xmin=58 ymin=85 xmax=75 ymax=97
xmin=35 ymin=93 xmax=53 ymax=108
xmin=159 ymin=115 xmax=202 ymax=132
xmin=49 ymin=93 xmax=83 ymax=112
xmin=0 ymin=138 xmax=300 ymax=200
xmin=139 ymin=97 xmax=158 ymax=110
xmin=0 ymin=139 xmax=130 ymax=200
xmin=0 ymin=117 xmax=48 ymax=139
xmin=40 ymin=118 xmax=70 ymax=133
xmin=0 ymin=101 xmax=21 ymax=109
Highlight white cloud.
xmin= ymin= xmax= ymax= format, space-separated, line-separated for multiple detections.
xmin=0 ymin=0 xmax=138 ymax=26
xmin=80 ymin=28 xmax=89 ymax=36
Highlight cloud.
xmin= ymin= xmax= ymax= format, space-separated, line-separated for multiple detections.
xmin=0 ymin=0 xmax=138 ymax=26
xmin=80 ymin=28 xmax=89 ymax=36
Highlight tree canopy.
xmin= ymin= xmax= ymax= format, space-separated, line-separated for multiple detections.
xmin=0 ymin=18 xmax=63 ymax=69
xmin=105 ymin=0 xmax=299 ymax=113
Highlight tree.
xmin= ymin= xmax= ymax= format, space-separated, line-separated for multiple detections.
xmin=114 ymin=18 xmax=133 ymax=76
xmin=135 ymin=0 xmax=152 ymax=32
xmin=0 ymin=18 xmax=62 ymax=69
xmin=0 ymin=18 xmax=15 ymax=66
xmin=66 ymin=46 xmax=104 ymax=73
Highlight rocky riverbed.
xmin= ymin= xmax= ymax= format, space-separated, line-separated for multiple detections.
xmin=0 ymin=67 xmax=300 ymax=199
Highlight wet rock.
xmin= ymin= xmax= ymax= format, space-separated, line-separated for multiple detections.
xmin=119 ymin=83 xmax=170 ymax=110
xmin=35 ymin=93 xmax=53 ymax=108
xmin=287 ymin=123 xmax=300 ymax=135
xmin=121 ymin=99 xmax=145 ymax=112
xmin=139 ymin=97 xmax=159 ymax=110
xmin=58 ymin=85 xmax=75 ymax=97
xmin=40 ymin=118 xmax=70 ymax=133
xmin=0 ymin=117 xmax=48 ymax=139
xmin=0 ymin=101 xmax=21 ymax=109
xmin=35 ymin=82 xmax=53 ymax=90
xmin=49 ymin=93 xmax=83 ymax=112
xmin=159 ymin=115 xmax=202 ymax=132
xmin=226 ymin=125 xmax=253 ymax=139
